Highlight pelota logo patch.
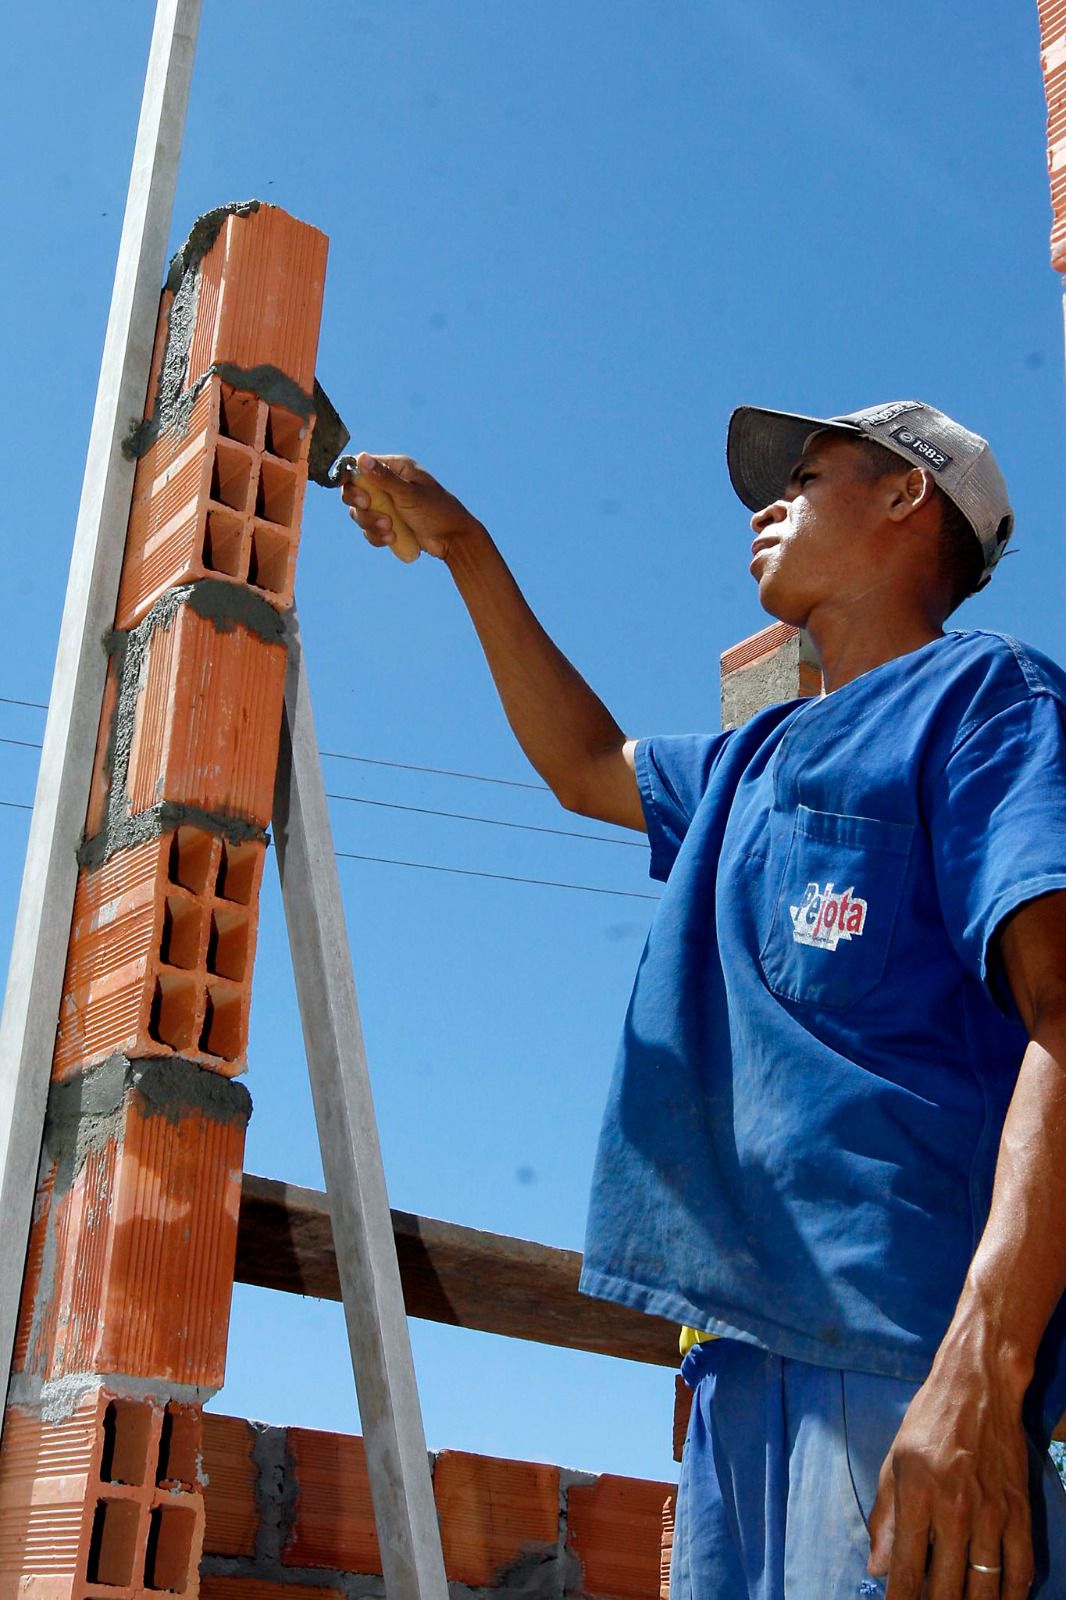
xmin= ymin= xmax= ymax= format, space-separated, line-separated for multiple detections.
xmin=789 ymin=881 xmax=868 ymax=950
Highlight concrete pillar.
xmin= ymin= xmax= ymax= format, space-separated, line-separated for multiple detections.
xmin=720 ymin=621 xmax=822 ymax=729
xmin=0 ymin=203 xmax=331 ymax=1599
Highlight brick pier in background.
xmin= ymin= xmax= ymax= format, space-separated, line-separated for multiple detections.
xmin=0 ymin=202 xmax=331 ymax=1600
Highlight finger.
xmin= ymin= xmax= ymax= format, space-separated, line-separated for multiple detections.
xmin=920 ymin=1532 xmax=969 ymax=1600
xmin=340 ymin=484 xmax=370 ymax=509
xmin=963 ymin=1552 xmax=1003 ymax=1600
xmin=348 ymin=510 xmax=394 ymax=547
xmin=358 ymin=452 xmax=435 ymax=489
xmin=1000 ymin=1496 xmax=1034 ymax=1600
xmin=868 ymin=1465 xmax=896 ymax=1576
xmin=885 ymin=1518 xmax=932 ymax=1599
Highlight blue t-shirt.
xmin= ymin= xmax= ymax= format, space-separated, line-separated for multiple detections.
xmin=580 ymin=630 xmax=1066 ymax=1427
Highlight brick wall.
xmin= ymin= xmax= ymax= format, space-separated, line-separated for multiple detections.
xmin=200 ymin=1414 xmax=676 ymax=1600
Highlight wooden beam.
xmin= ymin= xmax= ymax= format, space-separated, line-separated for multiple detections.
xmin=236 ymin=1174 xmax=681 ymax=1369
xmin=236 ymin=1176 xmax=1066 ymax=1441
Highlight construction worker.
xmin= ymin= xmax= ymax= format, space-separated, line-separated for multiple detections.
xmin=343 ymin=401 xmax=1066 ymax=1599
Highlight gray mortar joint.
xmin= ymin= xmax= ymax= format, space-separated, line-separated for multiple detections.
xmin=81 ymin=579 xmax=283 ymax=870
xmin=13 ymin=1057 xmax=251 ymax=1393
xmin=123 ymin=197 xmax=349 ymax=484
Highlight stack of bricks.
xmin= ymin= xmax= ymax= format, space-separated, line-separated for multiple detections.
xmin=720 ymin=620 xmax=822 ymax=730
xmin=0 ymin=202 xmax=331 ymax=1598
xmin=1039 ymin=0 xmax=1066 ymax=272
xmin=197 ymin=1413 xmax=675 ymax=1600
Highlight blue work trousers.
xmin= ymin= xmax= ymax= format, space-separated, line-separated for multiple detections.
xmin=671 ymin=1339 xmax=1066 ymax=1599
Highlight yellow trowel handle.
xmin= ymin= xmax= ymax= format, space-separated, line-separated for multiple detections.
xmin=333 ymin=456 xmax=421 ymax=563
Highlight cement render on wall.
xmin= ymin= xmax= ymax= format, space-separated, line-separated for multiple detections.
xmin=126 ymin=198 xmax=349 ymax=482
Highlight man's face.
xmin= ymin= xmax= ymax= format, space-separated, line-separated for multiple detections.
xmin=748 ymin=432 xmax=894 ymax=625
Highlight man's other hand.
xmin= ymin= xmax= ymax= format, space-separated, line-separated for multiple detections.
xmin=866 ymin=1345 xmax=1034 ymax=1598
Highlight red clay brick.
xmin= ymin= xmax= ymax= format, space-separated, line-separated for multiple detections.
xmin=672 ymin=1375 xmax=692 ymax=1464
xmin=282 ymin=1426 xmax=380 ymax=1573
xmin=433 ymin=1450 xmax=559 ymax=1586
xmin=23 ymin=1091 xmax=246 ymax=1389
xmin=566 ymin=1473 xmax=677 ymax=1600
xmin=123 ymin=597 xmax=287 ymax=828
xmin=185 ymin=206 xmax=328 ymax=396
xmin=84 ymin=651 xmax=121 ymax=840
xmin=11 ymin=1158 xmax=57 ymax=1372
xmin=52 ymin=829 xmax=264 ymax=1079
xmin=720 ymin=620 xmax=799 ymax=676
xmin=660 ymin=1493 xmax=675 ymax=1600
xmin=201 ymin=1582 xmax=345 ymax=1600
xmin=202 ymin=1414 xmax=259 ymax=1557
xmin=0 ymin=1391 xmax=204 ymax=1600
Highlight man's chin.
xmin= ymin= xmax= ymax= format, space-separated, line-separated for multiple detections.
xmin=755 ymin=575 xmax=808 ymax=630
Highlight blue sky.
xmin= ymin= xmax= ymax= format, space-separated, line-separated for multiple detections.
xmin=1 ymin=0 xmax=1063 ymax=1484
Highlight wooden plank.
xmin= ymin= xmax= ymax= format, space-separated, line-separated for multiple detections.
xmin=236 ymin=1173 xmax=681 ymax=1369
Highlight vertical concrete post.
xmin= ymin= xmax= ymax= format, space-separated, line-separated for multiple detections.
xmin=0 ymin=203 xmax=331 ymax=1598
xmin=0 ymin=0 xmax=201 ymax=1434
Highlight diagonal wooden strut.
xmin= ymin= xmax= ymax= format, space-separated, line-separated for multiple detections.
xmin=273 ymin=609 xmax=449 ymax=1600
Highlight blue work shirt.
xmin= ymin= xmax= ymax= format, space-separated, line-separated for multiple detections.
xmin=580 ymin=630 xmax=1066 ymax=1429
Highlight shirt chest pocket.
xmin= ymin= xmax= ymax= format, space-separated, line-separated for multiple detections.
xmin=758 ymin=805 xmax=914 ymax=1010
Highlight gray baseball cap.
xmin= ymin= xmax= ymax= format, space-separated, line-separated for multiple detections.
xmin=727 ymin=400 xmax=1014 ymax=586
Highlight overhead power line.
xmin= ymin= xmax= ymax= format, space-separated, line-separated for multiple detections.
xmin=0 ymin=708 xmax=554 ymax=796
xmin=326 ymin=791 xmax=642 ymax=847
xmin=0 ymin=738 xmax=637 ymax=851
xmin=0 ymin=797 xmax=655 ymax=903
xmin=336 ymin=850 xmax=658 ymax=900
xmin=321 ymin=748 xmax=549 ymax=792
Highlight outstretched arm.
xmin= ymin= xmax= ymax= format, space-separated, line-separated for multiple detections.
xmin=343 ymin=452 xmax=645 ymax=831
xmin=868 ymin=888 xmax=1066 ymax=1600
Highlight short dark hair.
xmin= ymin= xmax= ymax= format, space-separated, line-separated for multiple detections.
xmin=852 ymin=435 xmax=984 ymax=614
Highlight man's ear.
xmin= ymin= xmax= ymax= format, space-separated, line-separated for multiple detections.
xmin=885 ymin=466 xmax=935 ymax=524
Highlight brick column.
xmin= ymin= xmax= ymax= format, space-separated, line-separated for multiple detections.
xmin=0 ymin=203 xmax=332 ymax=1600
xmin=1039 ymin=0 xmax=1066 ymax=277
xmin=720 ymin=620 xmax=821 ymax=728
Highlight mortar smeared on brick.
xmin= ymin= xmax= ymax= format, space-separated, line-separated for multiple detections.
xmin=125 ymin=198 xmax=349 ymax=480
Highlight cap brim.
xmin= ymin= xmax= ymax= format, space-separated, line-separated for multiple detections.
xmin=726 ymin=406 xmax=862 ymax=512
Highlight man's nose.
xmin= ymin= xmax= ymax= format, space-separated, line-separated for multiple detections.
xmin=750 ymin=501 xmax=789 ymax=535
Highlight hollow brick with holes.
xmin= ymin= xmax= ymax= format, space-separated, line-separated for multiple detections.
xmin=122 ymin=594 xmax=288 ymax=830
xmin=116 ymin=374 xmax=310 ymax=629
xmin=0 ymin=1390 xmax=203 ymax=1600
xmin=432 ymin=1450 xmax=560 ymax=1587
xmin=566 ymin=1473 xmax=677 ymax=1600
xmin=17 ymin=1086 xmax=247 ymax=1389
xmin=52 ymin=829 xmax=264 ymax=1079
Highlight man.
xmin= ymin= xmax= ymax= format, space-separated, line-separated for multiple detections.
xmin=343 ymin=400 xmax=1066 ymax=1598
